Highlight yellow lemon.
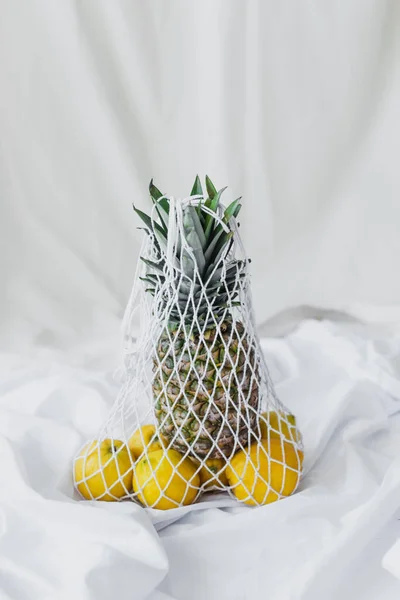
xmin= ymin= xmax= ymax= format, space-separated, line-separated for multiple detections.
xmin=198 ymin=458 xmax=229 ymax=490
xmin=226 ymin=438 xmax=303 ymax=506
xmin=74 ymin=439 xmax=133 ymax=501
xmin=133 ymin=449 xmax=200 ymax=510
xmin=128 ymin=425 xmax=164 ymax=459
xmin=259 ymin=411 xmax=300 ymax=443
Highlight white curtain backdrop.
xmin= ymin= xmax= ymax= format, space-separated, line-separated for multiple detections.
xmin=1 ymin=0 xmax=400 ymax=352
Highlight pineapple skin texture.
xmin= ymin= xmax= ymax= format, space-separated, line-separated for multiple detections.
xmin=153 ymin=320 xmax=260 ymax=459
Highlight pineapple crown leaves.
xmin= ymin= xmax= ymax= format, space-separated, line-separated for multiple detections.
xmin=133 ymin=176 xmax=241 ymax=261
xmin=133 ymin=176 xmax=245 ymax=323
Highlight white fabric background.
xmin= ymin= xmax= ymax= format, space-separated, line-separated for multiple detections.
xmin=1 ymin=0 xmax=400 ymax=352
xmin=1 ymin=320 xmax=400 ymax=599
xmin=1 ymin=3 xmax=400 ymax=599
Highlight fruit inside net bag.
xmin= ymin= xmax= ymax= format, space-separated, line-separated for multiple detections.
xmin=73 ymin=176 xmax=304 ymax=509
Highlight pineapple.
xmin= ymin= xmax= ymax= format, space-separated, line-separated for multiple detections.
xmin=134 ymin=176 xmax=260 ymax=459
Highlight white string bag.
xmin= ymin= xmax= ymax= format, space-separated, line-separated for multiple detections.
xmin=74 ymin=192 xmax=303 ymax=508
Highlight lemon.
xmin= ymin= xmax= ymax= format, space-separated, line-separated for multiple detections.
xmin=74 ymin=439 xmax=133 ymax=501
xmin=226 ymin=438 xmax=303 ymax=506
xmin=133 ymin=449 xmax=200 ymax=510
xmin=198 ymin=458 xmax=228 ymax=490
xmin=128 ymin=424 xmax=164 ymax=459
xmin=259 ymin=411 xmax=300 ymax=443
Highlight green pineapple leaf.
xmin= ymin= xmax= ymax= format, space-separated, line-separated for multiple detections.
xmin=133 ymin=204 xmax=167 ymax=240
xmin=156 ymin=197 xmax=170 ymax=215
xmin=139 ymin=276 xmax=162 ymax=289
xmin=187 ymin=206 xmax=207 ymax=249
xmin=223 ymin=197 xmax=242 ymax=223
xmin=148 ymin=179 xmax=170 ymax=231
xmin=153 ymin=228 xmax=168 ymax=253
xmin=204 ymin=227 xmax=224 ymax=262
xmin=196 ymin=199 xmax=205 ymax=224
xmin=205 ymin=175 xmax=218 ymax=200
xmin=233 ymin=204 xmax=242 ymax=218
xmin=204 ymin=231 xmax=234 ymax=280
xmin=149 ymin=179 xmax=170 ymax=216
xmin=178 ymin=281 xmax=202 ymax=301
xmin=149 ymin=179 xmax=163 ymax=201
xmin=211 ymin=229 xmax=233 ymax=262
xmin=154 ymin=206 xmax=168 ymax=234
xmin=182 ymin=208 xmax=206 ymax=277
xmin=149 ymin=179 xmax=164 ymax=202
xmin=205 ymin=268 xmax=242 ymax=293
xmin=140 ymin=257 xmax=164 ymax=273
xmin=211 ymin=187 xmax=227 ymax=213
xmin=144 ymin=273 xmax=165 ymax=283
xmin=177 ymin=279 xmax=196 ymax=297
xmin=204 ymin=187 xmax=227 ymax=240
xmin=190 ymin=175 xmax=203 ymax=197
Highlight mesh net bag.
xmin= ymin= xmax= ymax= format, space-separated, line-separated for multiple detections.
xmin=73 ymin=178 xmax=304 ymax=509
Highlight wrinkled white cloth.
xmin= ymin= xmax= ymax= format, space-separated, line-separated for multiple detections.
xmin=1 ymin=320 xmax=400 ymax=600
xmin=383 ymin=539 xmax=400 ymax=583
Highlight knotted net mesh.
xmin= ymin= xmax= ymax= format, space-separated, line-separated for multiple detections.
xmin=73 ymin=195 xmax=303 ymax=508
